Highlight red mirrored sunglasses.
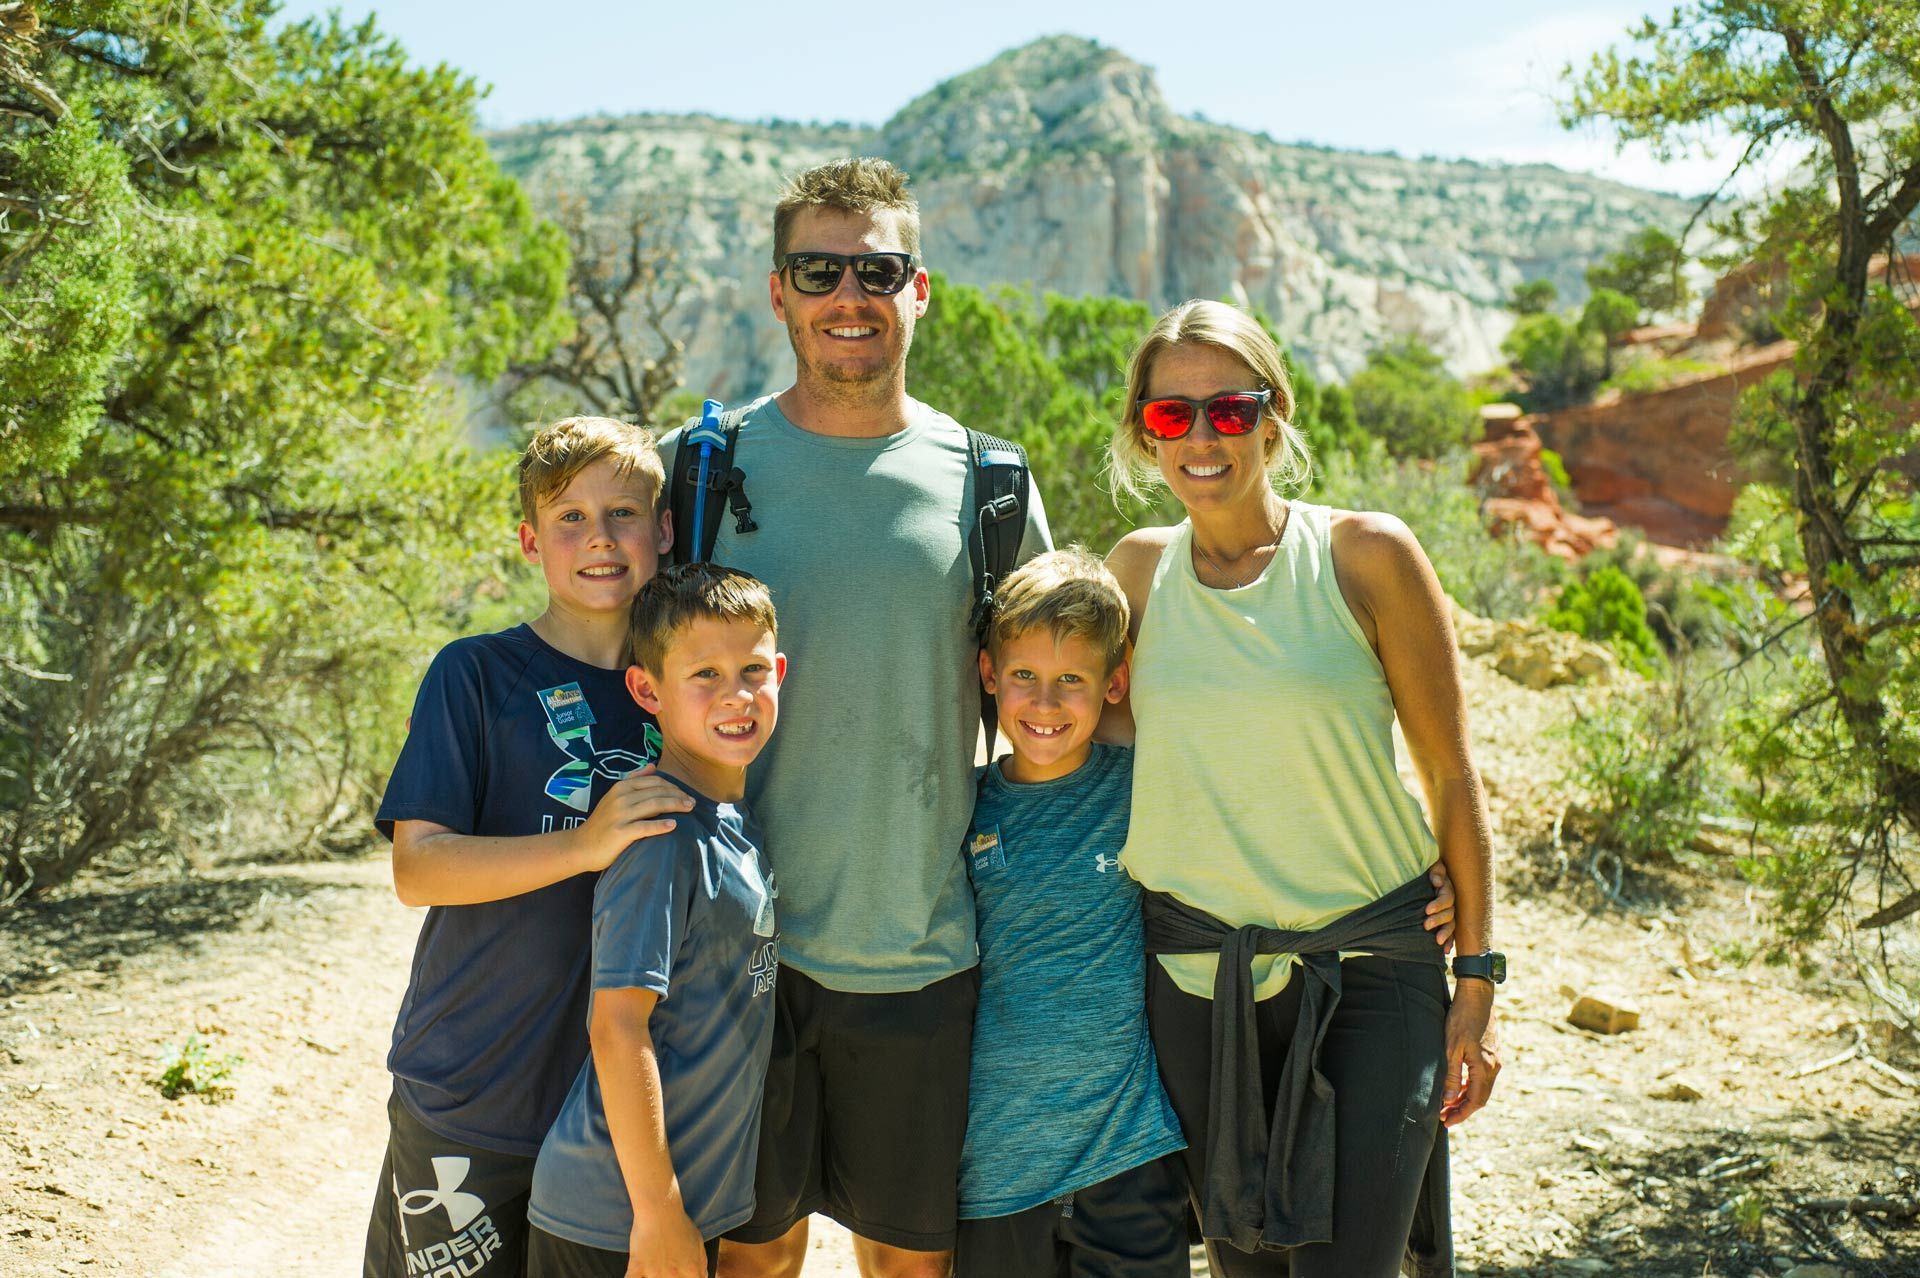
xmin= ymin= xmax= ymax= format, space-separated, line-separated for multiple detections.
xmin=1136 ymin=389 xmax=1274 ymax=440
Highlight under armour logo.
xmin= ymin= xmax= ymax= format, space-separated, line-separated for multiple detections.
xmin=1094 ymin=854 xmax=1121 ymax=873
xmin=394 ymin=1156 xmax=485 ymax=1246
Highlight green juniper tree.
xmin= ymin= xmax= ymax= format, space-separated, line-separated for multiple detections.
xmin=0 ymin=0 xmax=567 ymax=897
xmin=1569 ymin=0 xmax=1920 ymax=936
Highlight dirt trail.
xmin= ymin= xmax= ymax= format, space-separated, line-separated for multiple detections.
xmin=3 ymin=658 xmax=1916 ymax=1276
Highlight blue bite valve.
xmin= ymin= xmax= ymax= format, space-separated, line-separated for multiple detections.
xmin=688 ymin=398 xmax=726 ymax=451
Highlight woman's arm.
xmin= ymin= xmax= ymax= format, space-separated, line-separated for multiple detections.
xmin=1331 ymin=510 xmax=1501 ymax=1127
xmin=1096 ymin=527 xmax=1176 ymax=746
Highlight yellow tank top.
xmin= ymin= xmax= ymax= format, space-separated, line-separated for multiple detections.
xmin=1120 ymin=503 xmax=1438 ymax=1000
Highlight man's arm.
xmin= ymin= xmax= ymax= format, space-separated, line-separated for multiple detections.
xmin=391 ymin=767 xmax=693 ymax=907
xmin=592 ymin=987 xmax=709 ymax=1278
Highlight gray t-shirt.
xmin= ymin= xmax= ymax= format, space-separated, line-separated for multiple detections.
xmin=660 ymin=396 xmax=1050 ymax=993
xmin=526 ymin=780 xmax=778 ymax=1250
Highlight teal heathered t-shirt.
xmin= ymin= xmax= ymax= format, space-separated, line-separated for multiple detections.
xmin=958 ymin=744 xmax=1186 ymax=1218
xmin=660 ymin=396 xmax=1051 ymax=993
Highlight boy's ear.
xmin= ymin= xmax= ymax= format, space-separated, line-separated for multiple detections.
xmin=517 ymin=519 xmax=540 ymax=564
xmin=625 ymin=664 xmax=663 ymax=715
xmin=977 ymin=647 xmax=997 ymax=695
xmin=655 ymin=507 xmax=674 ymax=557
xmin=1104 ymin=656 xmax=1130 ymax=706
xmin=774 ymin=653 xmax=788 ymax=685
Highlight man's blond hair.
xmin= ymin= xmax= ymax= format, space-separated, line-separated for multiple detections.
xmin=517 ymin=416 xmax=665 ymax=525
xmin=987 ymin=548 xmax=1130 ymax=674
xmin=627 ymin=563 xmax=778 ymax=673
xmin=772 ymin=158 xmax=921 ymax=266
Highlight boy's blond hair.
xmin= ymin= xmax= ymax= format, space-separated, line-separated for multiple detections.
xmin=772 ymin=158 xmax=921 ymax=266
xmin=987 ymin=548 xmax=1130 ymax=674
xmin=518 ymin=416 xmax=665 ymax=525
xmin=627 ymin=563 xmax=778 ymax=673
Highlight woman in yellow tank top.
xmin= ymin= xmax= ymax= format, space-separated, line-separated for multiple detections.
xmin=1102 ymin=300 xmax=1500 ymax=1278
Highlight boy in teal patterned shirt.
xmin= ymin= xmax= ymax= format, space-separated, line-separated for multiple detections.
xmin=956 ymin=548 xmax=1189 ymax=1278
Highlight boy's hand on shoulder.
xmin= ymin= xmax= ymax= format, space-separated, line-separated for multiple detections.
xmin=625 ymin=1199 xmax=707 ymax=1278
xmin=576 ymin=765 xmax=695 ymax=871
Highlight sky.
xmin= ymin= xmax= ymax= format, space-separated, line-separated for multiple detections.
xmin=272 ymin=0 xmax=1760 ymax=198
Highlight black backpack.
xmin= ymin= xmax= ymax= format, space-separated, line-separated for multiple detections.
xmin=667 ymin=403 xmax=1031 ymax=750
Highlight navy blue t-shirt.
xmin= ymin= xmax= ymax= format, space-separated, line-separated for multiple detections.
xmin=376 ymin=623 xmax=663 ymax=1155
xmin=528 ymin=779 xmax=778 ymax=1249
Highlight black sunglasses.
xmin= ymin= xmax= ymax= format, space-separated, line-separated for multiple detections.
xmin=1136 ymin=389 xmax=1275 ymax=440
xmin=780 ymin=251 xmax=920 ymax=296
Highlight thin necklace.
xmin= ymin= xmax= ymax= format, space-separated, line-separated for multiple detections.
xmin=1192 ymin=502 xmax=1288 ymax=589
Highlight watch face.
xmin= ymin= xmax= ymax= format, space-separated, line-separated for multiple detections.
xmin=1491 ymin=952 xmax=1508 ymax=983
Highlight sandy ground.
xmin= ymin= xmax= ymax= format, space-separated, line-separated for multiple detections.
xmin=4 ymin=658 xmax=1917 ymax=1277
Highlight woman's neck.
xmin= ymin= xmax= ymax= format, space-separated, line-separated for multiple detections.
xmin=1189 ymin=491 xmax=1287 ymax=559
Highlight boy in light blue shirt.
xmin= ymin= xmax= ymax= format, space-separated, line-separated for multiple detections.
xmin=527 ymin=563 xmax=786 ymax=1278
xmin=956 ymin=549 xmax=1189 ymax=1278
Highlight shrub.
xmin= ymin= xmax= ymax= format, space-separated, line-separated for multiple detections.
xmin=1562 ymin=659 xmax=1722 ymax=867
xmin=1347 ymin=338 xmax=1477 ymax=458
xmin=1599 ymin=355 xmax=1723 ymax=396
xmin=156 ymin=1036 xmax=242 ymax=1102
xmin=1544 ymin=566 xmax=1663 ymax=675
xmin=1538 ymin=448 xmax=1572 ymax=492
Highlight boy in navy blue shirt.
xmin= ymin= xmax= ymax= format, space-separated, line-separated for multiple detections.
xmin=364 ymin=417 xmax=696 ymax=1278
xmin=956 ymin=549 xmax=1190 ymax=1278
xmin=527 ymin=563 xmax=785 ymax=1278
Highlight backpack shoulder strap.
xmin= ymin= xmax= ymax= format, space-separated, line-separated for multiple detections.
xmin=966 ymin=429 xmax=1030 ymax=639
xmin=966 ymin=429 xmax=1030 ymax=756
xmin=668 ymin=406 xmax=755 ymax=565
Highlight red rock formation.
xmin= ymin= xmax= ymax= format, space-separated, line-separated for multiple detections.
xmin=1509 ymin=254 xmax=1915 ymax=549
xmin=1471 ymin=405 xmax=1618 ymax=560
xmin=1530 ymin=344 xmax=1795 ymax=546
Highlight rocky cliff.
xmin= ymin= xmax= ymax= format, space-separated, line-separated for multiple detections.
xmin=489 ymin=35 xmax=1699 ymax=401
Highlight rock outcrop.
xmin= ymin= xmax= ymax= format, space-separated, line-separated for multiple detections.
xmin=1530 ymin=343 xmax=1795 ymax=546
xmin=488 ymin=36 xmax=1697 ymax=401
xmin=1471 ymin=404 xmax=1618 ymax=560
xmin=1453 ymin=603 xmax=1617 ymax=690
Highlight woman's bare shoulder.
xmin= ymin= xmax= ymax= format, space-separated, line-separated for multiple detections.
xmin=1327 ymin=507 xmax=1423 ymax=578
xmin=1106 ymin=525 xmax=1180 ymax=581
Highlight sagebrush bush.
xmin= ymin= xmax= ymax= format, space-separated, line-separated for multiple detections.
xmin=1563 ymin=659 xmax=1723 ymax=865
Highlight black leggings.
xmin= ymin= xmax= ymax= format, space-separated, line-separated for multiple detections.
xmin=1147 ymin=956 xmax=1449 ymax=1278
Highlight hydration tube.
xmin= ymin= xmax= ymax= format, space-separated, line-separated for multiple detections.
xmin=686 ymin=398 xmax=726 ymax=560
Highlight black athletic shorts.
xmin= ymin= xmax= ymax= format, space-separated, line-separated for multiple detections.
xmin=726 ymin=964 xmax=979 ymax=1251
xmin=954 ymin=1155 xmax=1191 ymax=1278
xmin=527 ymin=1227 xmax=719 ymax=1277
xmin=364 ymin=1091 xmax=535 ymax=1278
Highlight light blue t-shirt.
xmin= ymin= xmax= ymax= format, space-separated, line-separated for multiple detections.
xmin=958 ymin=743 xmax=1186 ymax=1219
xmin=660 ymin=397 xmax=1050 ymax=993
xmin=527 ymin=780 xmax=778 ymax=1250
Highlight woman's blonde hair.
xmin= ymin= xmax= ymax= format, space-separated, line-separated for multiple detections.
xmin=1107 ymin=300 xmax=1311 ymax=503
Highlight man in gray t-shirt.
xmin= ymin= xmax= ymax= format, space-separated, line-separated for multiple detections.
xmin=670 ymin=161 xmax=1048 ymax=1278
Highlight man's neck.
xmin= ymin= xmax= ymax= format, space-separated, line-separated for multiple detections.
xmin=528 ymin=607 xmax=629 ymax=670
xmin=775 ymin=379 xmax=914 ymax=440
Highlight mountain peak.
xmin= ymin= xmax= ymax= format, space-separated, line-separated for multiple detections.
xmin=881 ymin=35 xmax=1171 ymax=178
